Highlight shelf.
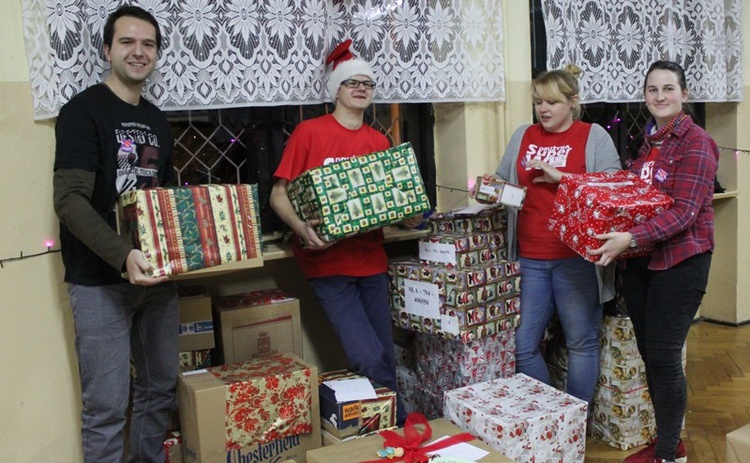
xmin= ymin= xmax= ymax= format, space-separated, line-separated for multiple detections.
xmin=713 ymin=191 xmax=738 ymax=201
xmin=260 ymin=226 xmax=430 ymax=262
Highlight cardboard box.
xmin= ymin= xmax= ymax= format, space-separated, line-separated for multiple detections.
xmin=213 ymin=289 xmax=302 ymax=365
xmin=178 ymin=286 xmax=215 ymax=352
xmin=178 ymin=353 xmax=321 ymax=463
xmin=318 ymin=370 xmax=397 ymax=439
xmin=118 ymin=184 xmax=263 ymax=278
xmin=444 ymin=374 xmax=589 ymax=463
xmin=549 ymin=171 xmax=673 ymax=262
xmin=287 ymin=142 xmax=431 ymax=242
xmin=307 ymin=418 xmax=514 ymax=462
xmin=727 ymin=422 xmax=750 ymax=463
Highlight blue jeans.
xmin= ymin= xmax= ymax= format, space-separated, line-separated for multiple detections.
xmin=68 ymin=282 xmax=179 ymax=463
xmin=308 ymin=273 xmax=407 ymax=425
xmin=516 ymin=257 xmax=602 ymax=404
xmin=622 ymin=253 xmax=711 ymax=460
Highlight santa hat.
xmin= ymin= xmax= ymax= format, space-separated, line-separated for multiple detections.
xmin=325 ymin=39 xmax=375 ymax=103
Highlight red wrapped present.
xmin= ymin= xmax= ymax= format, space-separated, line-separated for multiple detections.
xmin=549 ymin=172 xmax=673 ymax=262
xmin=118 ymin=184 xmax=262 ymax=278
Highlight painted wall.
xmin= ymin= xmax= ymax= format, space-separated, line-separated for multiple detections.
xmin=0 ymin=1 xmax=82 ymax=462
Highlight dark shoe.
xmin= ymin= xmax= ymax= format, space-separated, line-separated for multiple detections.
xmin=624 ymin=438 xmax=686 ymax=463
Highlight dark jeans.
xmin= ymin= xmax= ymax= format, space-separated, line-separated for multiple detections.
xmin=309 ymin=273 xmax=407 ymax=425
xmin=621 ymin=252 xmax=711 ymax=460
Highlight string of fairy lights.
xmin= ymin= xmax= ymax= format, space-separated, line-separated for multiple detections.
xmin=1 ymin=145 xmax=748 ymax=268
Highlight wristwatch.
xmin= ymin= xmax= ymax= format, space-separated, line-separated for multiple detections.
xmin=629 ymin=236 xmax=637 ymax=249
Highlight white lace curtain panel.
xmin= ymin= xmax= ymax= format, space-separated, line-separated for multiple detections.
xmin=22 ymin=0 xmax=505 ymax=120
xmin=542 ymin=0 xmax=743 ymax=103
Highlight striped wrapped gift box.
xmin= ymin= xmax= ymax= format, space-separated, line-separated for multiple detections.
xmin=118 ymin=184 xmax=262 ymax=278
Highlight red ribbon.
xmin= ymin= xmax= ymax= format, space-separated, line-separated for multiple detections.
xmin=360 ymin=412 xmax=476 ymax=463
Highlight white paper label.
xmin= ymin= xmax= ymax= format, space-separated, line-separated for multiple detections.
xmin=404 ymin=279 xmax=441 ymax=319
xmin=500 ymin=184 xmax=526 ymax=208
xmin=440 ymin=313 xmax=460 ymax=335
xmin=478 ymin=184 xmax=496 ymax=195
xmin=419 ymin=241 xmax=457 ymax=265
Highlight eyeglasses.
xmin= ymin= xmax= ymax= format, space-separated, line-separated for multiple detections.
xmin=341 ymin=78 xmax=376 ymax=90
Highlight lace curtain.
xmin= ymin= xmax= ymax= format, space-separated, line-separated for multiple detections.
xmin=22 ymin=0 xmax=505 ymax=120
xmin=542 ymin=0 xmax=743 ymax=103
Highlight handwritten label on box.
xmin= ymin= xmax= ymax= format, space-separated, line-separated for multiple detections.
xmin=404 ymin=279 xmax=441 ymax=319
xmin=419 ymin=241 xmax=457 ymax=265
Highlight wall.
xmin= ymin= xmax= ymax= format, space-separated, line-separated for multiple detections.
xmin=0 ymin=1 xmax=82 ymax=462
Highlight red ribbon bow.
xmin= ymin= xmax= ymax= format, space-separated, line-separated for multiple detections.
xmin=361 ymin=412 xmax=476 ymax=463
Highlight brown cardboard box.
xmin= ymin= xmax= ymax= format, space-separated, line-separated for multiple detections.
xmin=178 ymin=286 xmax=215 ymax=352
xmin=726 ymin=422 xmax=750 ymax=463
xmin=178 ymin=353 xmax=321 ymax=463
xmin=307 ymin=418 xmax=513 ymax=462
xmin=213 ymin=290 xmax=302 ymax=364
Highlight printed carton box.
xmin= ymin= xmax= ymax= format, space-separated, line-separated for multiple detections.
xmin=177 ymin=285 xmax=214 ymax=352
xmin=213 ymin=289 xmax=302 ymax=365
xmin=178 ymin=353 xmax=320 ymax=463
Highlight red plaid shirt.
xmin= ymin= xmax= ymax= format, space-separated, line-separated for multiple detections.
xmin=628 ymin=116 xmax=719 ymax=270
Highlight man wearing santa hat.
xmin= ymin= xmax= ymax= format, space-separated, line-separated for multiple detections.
xmin=271 ymin=39 xmax=418 ymax=425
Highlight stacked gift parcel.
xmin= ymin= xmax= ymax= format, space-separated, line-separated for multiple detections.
xmin=287 ymin=142 xmax=431 ymax=242
xmin=389 ymin=207 xmax=519 ymax=342
xmin=444 ymin=374 xmax=589 ymax=463
xmin=389 ymin=206 xmax=521 ymax=419
xmin=549 ymin=171 xmax=673 ymax=262
xmin=590 ymin=315 xmax=657 ymax=450
xmin=118 ymin=183 xmax=262 ymax=277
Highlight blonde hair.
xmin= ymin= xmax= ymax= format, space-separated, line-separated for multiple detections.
xmin=532 ymin=64 xmax=583 ymax=120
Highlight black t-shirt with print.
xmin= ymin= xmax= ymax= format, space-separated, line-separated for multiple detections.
xmin=54 ymin=84 xmax=173 ymax=285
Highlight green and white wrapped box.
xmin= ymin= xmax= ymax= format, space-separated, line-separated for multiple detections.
xmin=287 ymin=142 xmax=431 ymax=241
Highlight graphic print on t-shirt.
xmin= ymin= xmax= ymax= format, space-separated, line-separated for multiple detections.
xmin=523 ymin=143 xmax=573 ymax=169
xmin=114 ymin=123 xmax=162 ymax=194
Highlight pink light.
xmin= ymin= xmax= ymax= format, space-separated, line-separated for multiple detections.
xmin=44 ymin=240 xmax=54 ymax=248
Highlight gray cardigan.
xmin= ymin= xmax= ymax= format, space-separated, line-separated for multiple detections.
xmin=495 ymin=122 xmax=622 ymax=303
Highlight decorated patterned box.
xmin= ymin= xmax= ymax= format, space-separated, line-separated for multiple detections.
xmin=389 ymin=258 xmax=521 ymax=342
xmin=287 ymin=142 xmax=431 ymax=242
xmin=549 ymin=171 xmax=673 ymax=262
xmin=415 ymin=328 xmax=516 ymax=392
xmin=429 ymin=206 xmax=506 ymax=234
xmin=443 ymin=374 xmax=588 ymax=463
xmin=474 ymin=176 xmax=527 ymax=208
xmin=418 ymin=232 xmax=507 ymax=269
xmin=318 ymin=369 xmax=397 ymax=438
xmin=164 ymin=430 xmax=183 ymax=463
xmin=590 ymin=315 xmax=656 ymax=450
xmin=177 ymin=353 xmax=320 ymax=463
xmin=118 ymin=184 xmax=262 ymax=278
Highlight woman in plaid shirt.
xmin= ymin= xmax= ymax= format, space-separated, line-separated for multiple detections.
xmin=593 ymin=60 xmax=719 ymax=463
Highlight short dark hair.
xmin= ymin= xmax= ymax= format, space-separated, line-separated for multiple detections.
xmin=644 ymin=60 xmax=688 ymax=92
xmin=103 ymin=5 xmax=162 ymax=51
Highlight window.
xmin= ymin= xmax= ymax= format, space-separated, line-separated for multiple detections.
xmin=167 ymin=104 xmax=436 ymax=234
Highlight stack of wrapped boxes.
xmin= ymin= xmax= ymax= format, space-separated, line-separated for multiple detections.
xmin=388 ymin=207 xmax=521 ymax=418
xmin=590 ymin=315 xmax=656 ymax=449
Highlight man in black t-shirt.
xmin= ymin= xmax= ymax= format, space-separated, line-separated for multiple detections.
xmin=53 ymin=6 xmax=177 ymax=463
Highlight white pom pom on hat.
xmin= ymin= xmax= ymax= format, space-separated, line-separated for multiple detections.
xmin=325 ymin=39 xmax=375 ymax=103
